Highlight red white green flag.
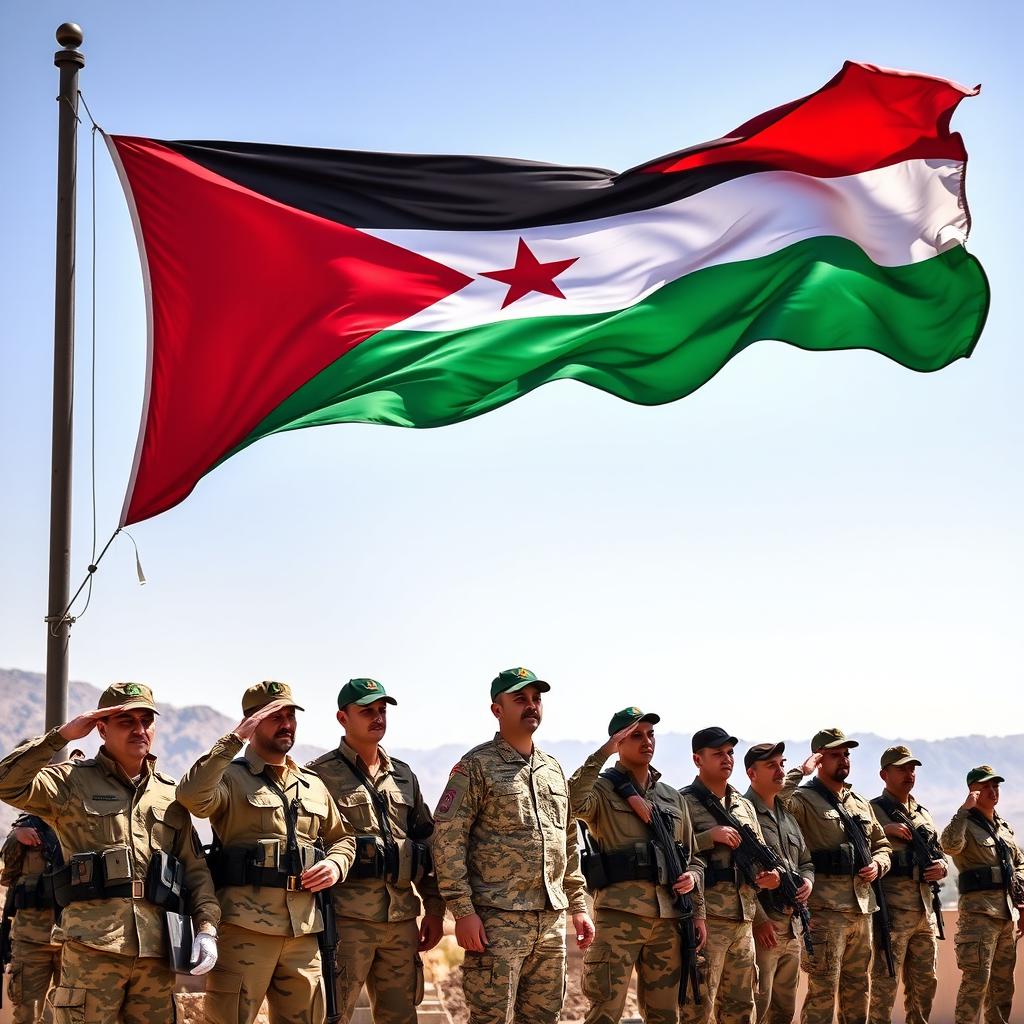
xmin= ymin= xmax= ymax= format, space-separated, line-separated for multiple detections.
xmin=108 ymin=61 xmax=988 ymax=525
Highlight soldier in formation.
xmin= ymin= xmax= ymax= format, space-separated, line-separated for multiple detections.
xmin=431 ymin=667 xmax=594 ymax=1024
xmin=2 ymin=677 xmax=1023 ymax=1024
xmin=678 ymin=727 xmax=779 ymax=1024
xmin=867 ymin=745 xmax=947 ymax=1024
xmin=941 ymin=764 xmax=1024 ymax=1024
xmin=569 ymin=706 xmax=706 ymax=1024
xmin=306 ymin=678 xmax=444 ymax=1024
xmin=782 ymin=728 xmax=891 ymax=1024
xmin=0 ymin=683 xmax=220 ymax=1023
xmin=177 ymin=680 xmax=356 ymax=1024
xmin=742 ymin=741 xmax=813 ymax=1024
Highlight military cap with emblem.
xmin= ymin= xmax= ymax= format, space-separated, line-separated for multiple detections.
xmin=241 ymin=679 xmax=305 ymax=716
xmin=337 ymin=677 xmax=398 ymax=709
xmin=607 ymin=706 xmax=660 ymax=735
xmin=490 ymin=666 xmax=550 ymax=700
xmin=97 ymin=681 xmax=160 ymax=714
xmin=966 ymin=765 xmax=1005 ymax=785
xmin=691 ymin=725 xmax=738 ymax=753
xmin=744 ymin=740 xmax=785 ymax=770
xmin=880 ymin=744 xmax=922 ymax=769
xmin=810 ymin=727 xmax=860 ymax=752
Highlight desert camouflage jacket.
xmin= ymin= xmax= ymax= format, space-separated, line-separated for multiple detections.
xmin=871 ymin=791 xmax=946 ymax=916
xmin=569 ymin=754 xmax=705 ymax=919
xmin=941 ymin=806 xmax=1024 ymax=919
xmin=432 ymin=733 xmax=587 ymax=920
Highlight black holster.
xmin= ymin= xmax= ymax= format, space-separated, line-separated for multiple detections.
xmin=145 ymin=851 xmax=187 ymax=913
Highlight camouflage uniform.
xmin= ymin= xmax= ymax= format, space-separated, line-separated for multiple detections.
xmin=307 ymin=741 xmax=443 ymax=1024
xmin=782 ymin=770 xmax=891 ymax=1024
xmin=743 ymin=787 xmax=814 ymax=1024
xmin=941 ymin=802 xmax=1024 ymax=1024
xmin=176 ymin=733 xmax=356 ymax=1024
xmin=0 ymin=728 xmax=220 ymax=1024
xmin=678 ymin=779 xmax=765 ymax=1024
xmin=432 ymin=732 xmax=587 ymax=1024
xmin=2 ymin=817 xmax=62 ymax=1023
xmin=569 ymin=753 xmax=705 ymax=1024
xmin=867 ymin=791 xmax=943 ymax=1024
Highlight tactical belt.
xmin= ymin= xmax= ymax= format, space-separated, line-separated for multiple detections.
xmin=11 ymin=880 xmax=55 ymax=911
xmin=602 ymin=850 xmax=659 ymax=885
xmin=887 ymin=851 xmax=916 ymax=878
xmin=211 ymin=845 xmax=313 ymax=891
xmin=811 ymin=849 xmax=857 ymax=876
xmin=50 ymin=851 xmax=188 ymax=911
xmin=704 ymin=865 xmax=741 ymax=887
xmin=958 ymin=866 xmax=1006 ymax=894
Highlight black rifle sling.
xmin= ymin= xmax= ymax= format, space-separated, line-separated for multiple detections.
xmin=259 ymin=766 xmax=308 ymax=876
xmin=808 ymin=779 xmax=872 ymax=867
xmin=337 ymin=752 xmax=400 ymax=867
xmin=968 ymin=809 xmax=1015 ymax=894
xmin=874 ymin=794 xmax=938 ymax=868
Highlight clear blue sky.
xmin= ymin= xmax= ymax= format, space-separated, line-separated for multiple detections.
xmin=1 ymin=2 xmax=1021 ymax=753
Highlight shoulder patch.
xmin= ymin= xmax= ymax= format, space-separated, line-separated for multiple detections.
xmin=434 ymin=771 xmax=470 ymax=821
xmin=449 ymin=762 xmax=467 ymax=777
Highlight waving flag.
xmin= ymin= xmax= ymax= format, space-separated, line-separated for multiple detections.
xmin=109 ymin=62 xmax=988 ymax=525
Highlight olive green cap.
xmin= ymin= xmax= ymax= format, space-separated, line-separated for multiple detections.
xmin=490 ymin=667 xmax=550 ymax=701
xmin=880 ymin=745 xmax=922 ymax=769
xmin=607 ymin=706 xmax=660 ymax=736
xmin=967 ymin=765 xmax=1004 ymax=785
xmin=97 ymin=682 xmax=159 ymax=714
xmin=811 ymin=727 xmax=859 ymax=752
xmin=241 ymin=680 xmax=304 ymax=717
xmin=337 ymin=678 xmax=398 ymax=709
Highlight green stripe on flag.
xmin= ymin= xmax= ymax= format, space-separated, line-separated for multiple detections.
xmin=219 ymin=236 xmax=988 ymax=467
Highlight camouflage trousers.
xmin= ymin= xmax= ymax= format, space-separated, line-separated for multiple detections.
xmin=460 ymin=907 xmax=566 ymax=1024
xmin=333 ymin=916 xmax=423 ymax=1024
xmin=953 ymin=911 xmax=1016 ymax=1024
xmin=7 ymin=936 xmax=60 ymax=1023
xmin=205 ymin=923 xmax=325 ymax=1024
xmin=679 ymin=916 xmax=755 ymax=1024
xmin=580 ymin=908 xmax=683 ymax=1024
xmin=799 ymin=908 xmax=872 ymax=1024
xmin=867 ymin=906 xmax=937 ymax=1024
xmin=47 ymin=940 xmax=173 ymax=1023
xmin=754 ymin=916 xmax=802 ymax=1024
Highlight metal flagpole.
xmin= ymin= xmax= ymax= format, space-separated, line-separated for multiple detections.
xmin=44 ymin=23 xmax=85 ymax=732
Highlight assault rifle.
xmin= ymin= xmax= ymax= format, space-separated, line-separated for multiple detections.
xmin=315 ymin=840 xmax=342 ymax=1024
xmin=601 ymin=768 xmax=702 ymax=1006
xmin=683 ymin=782 xmax=813 ymax=956
xmin=873 ymin=795 xmax=946 ymax=941
xmin=810 ymin=780 xmax=894 ymax=977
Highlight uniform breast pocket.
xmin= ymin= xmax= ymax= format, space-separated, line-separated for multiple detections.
xmin=82 ymin=796 xmax=129 ymax=846
xmin=488 ymin=781 xmax=534 ymax=832
xmin=544 ymin=778 xmax=568 ymax=828
xmin=340 ymin=792 xmax=375 ymax=832
xmin=149 ymin=802 xmax=187 ymax=853
xmin=245 ymin=791 xmax=281 ymax=832
xmin=297 ymin=797 xmax=329 ymax=840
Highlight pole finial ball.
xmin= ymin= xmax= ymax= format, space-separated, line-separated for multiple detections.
xmin=56 ymin=23 xmax=84 ymax=48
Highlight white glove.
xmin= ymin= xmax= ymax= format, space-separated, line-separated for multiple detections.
xmin=190 ymin=931 xmax=218 ymax=975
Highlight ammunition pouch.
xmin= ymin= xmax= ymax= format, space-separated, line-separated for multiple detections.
xmin=211 ymin=843 xmax=316 ymax=891
xmin=50 ymin=848 xmax=188 ymax=909
xmin=581 ymin=843 xmax=661 ymax=892
xmin=811 ymin=846 xmax=858 ymax=876
xmin=350 ymin=836 xmax=427 ymax=885
xmin=351 ymin=836 xmax=386 ymax=880
xmin=958 ymin=865 xmax=1008 ymax=894
xmin=411 ymin=841 xmax=432 ymax=884
xmin=11 ymin=877 xmax=56 ymax=912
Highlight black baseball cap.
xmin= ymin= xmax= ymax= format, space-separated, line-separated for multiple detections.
xmin=692 ymin=726 xmax=739 ymax=753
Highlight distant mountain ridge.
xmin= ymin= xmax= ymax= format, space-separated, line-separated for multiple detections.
xmin=0 ymin=668 xmax=1020 ymax=838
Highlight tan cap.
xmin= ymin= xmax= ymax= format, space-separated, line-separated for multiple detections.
xmin=811 ymin=727 xmax=859 ymax=752
xmin=880 ymin=744 xmax=922 ymax=769
xmin=97 ymin=682 xmax=159 ymax=714
xmin=241 ymin=680 xmax=304 ymax=717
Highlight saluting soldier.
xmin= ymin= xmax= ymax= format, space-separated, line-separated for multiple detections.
xmin=569 ymin=706 xmax=706 ymax=1024
xmin=868 ymin=745 xmax=947 ymax=1024
xmin=782 ymin=728 xmax=891 ymax=1024
xmin=176 ymin=680 xmax=356 ymax=1024
xmin=742 ymin=742 xmax=814 ymax=1024
xmin=941 ymin=765 xmax=1024 ymax=1024
xmin=679 ymin=726 xmax=777 ymax=1024
xmin=1 ymin=812 xmax=64 ymax=1022
xmin=0 ymin=683 xmax=220 ymax=1024
xmin=431 ymin=667 xmax=594 ymax=1024
xmin=306 ymin=678 xmax=444 ymax=1023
